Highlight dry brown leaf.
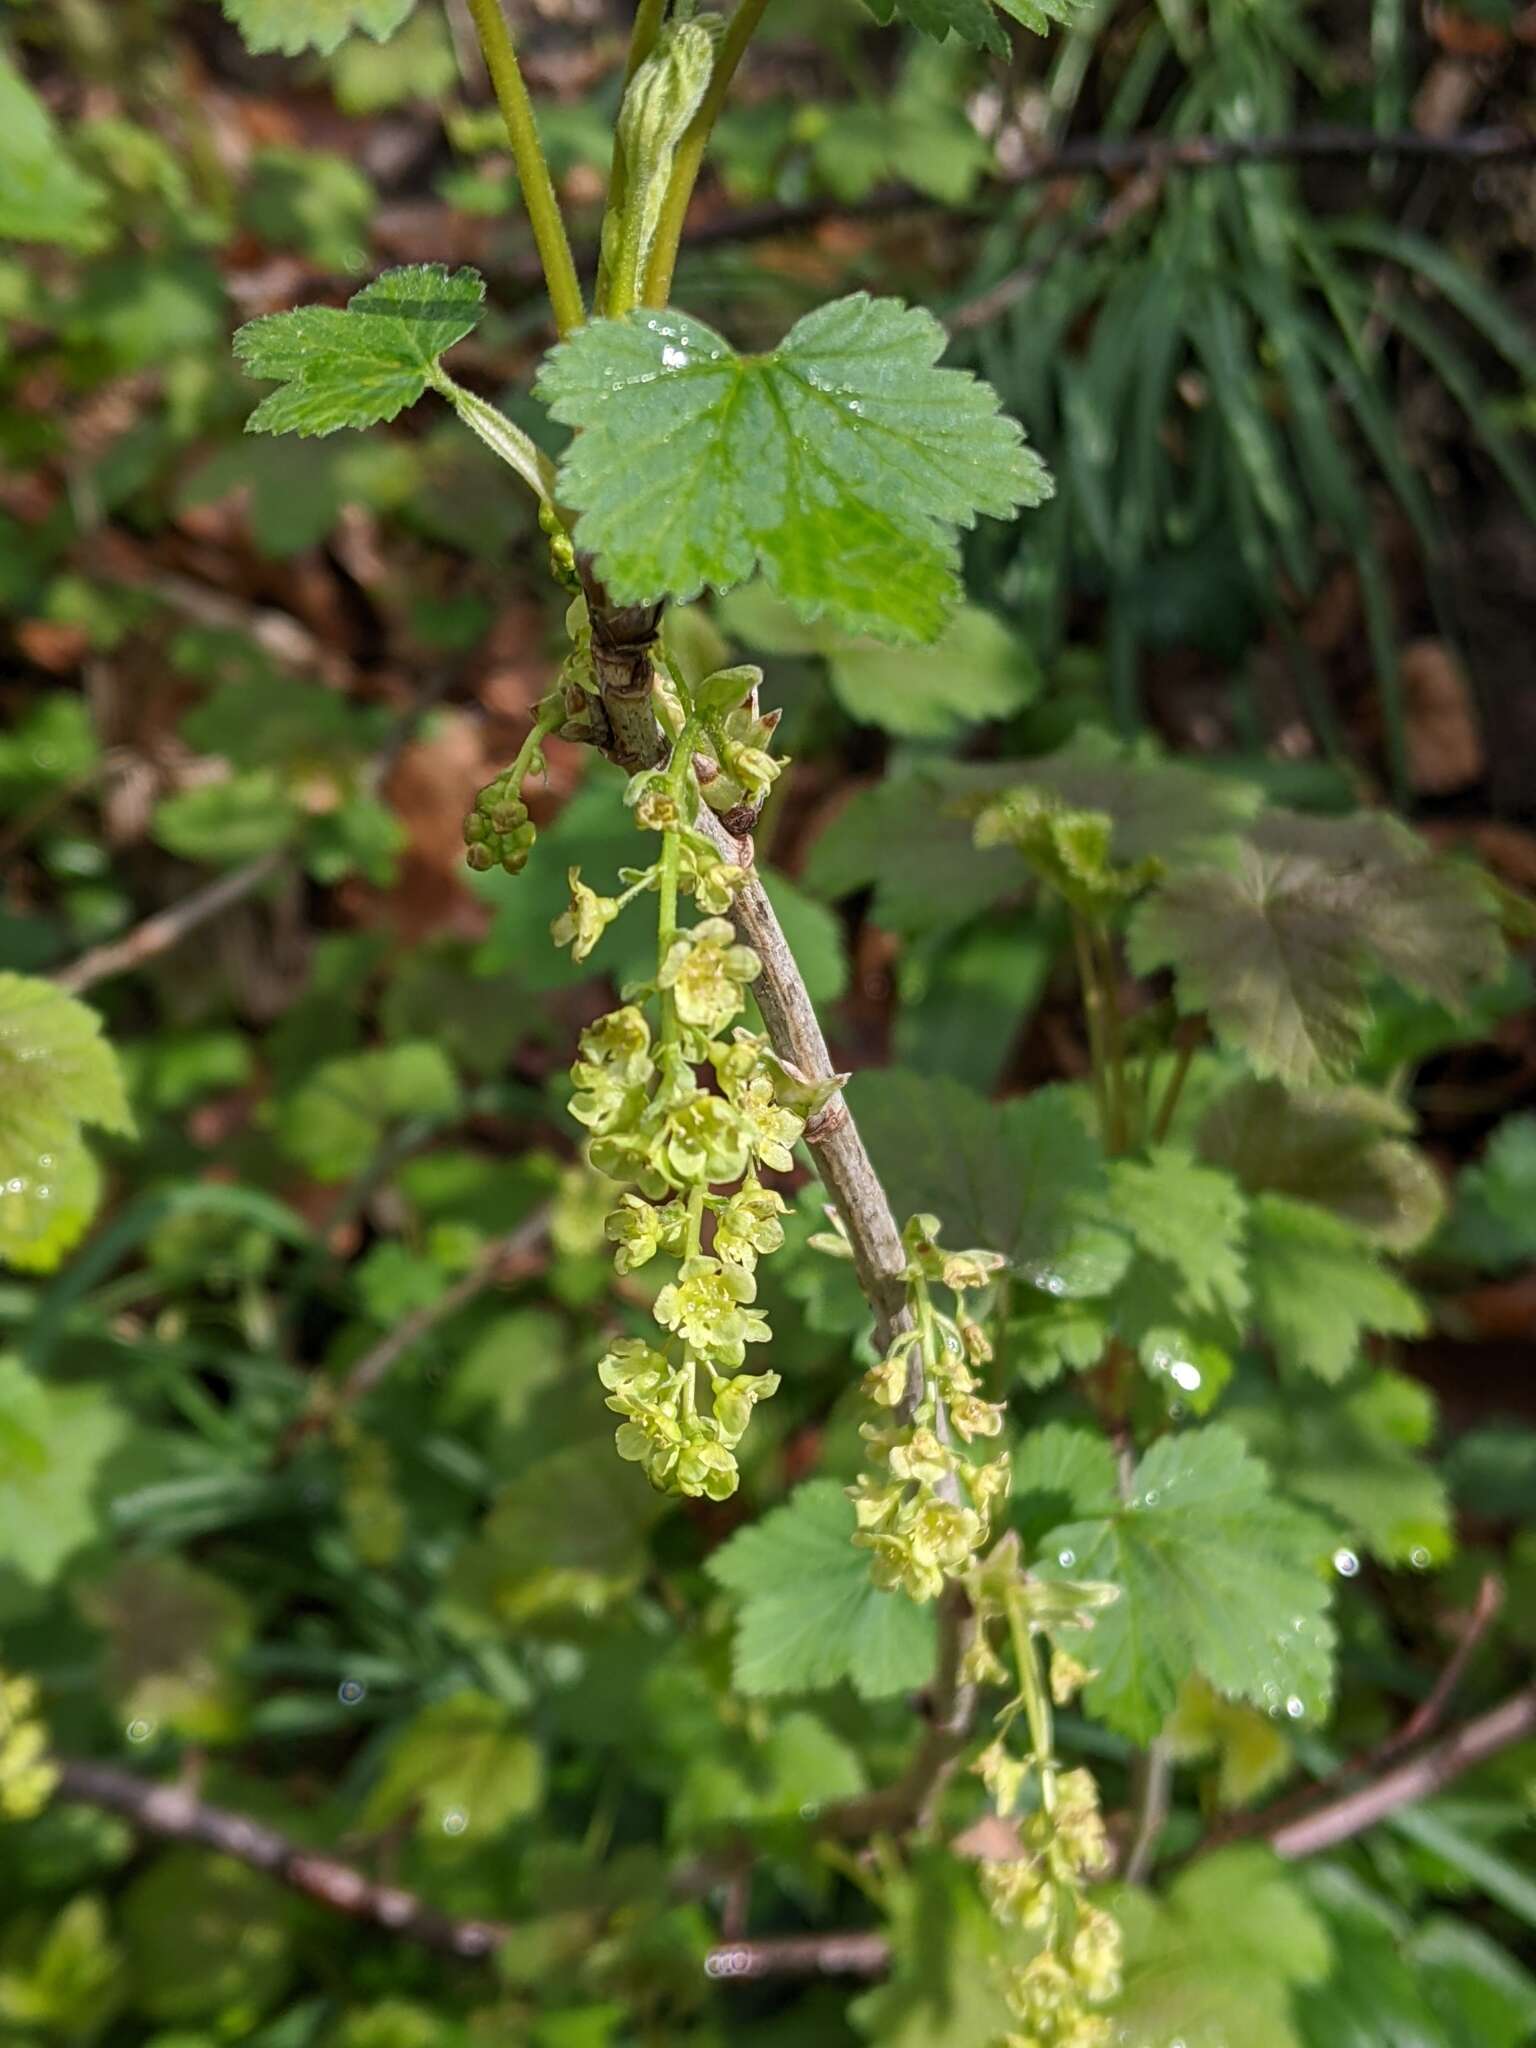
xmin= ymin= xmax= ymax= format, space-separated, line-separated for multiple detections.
xmin=1401 ymin=638 xmax=1484 ymax=793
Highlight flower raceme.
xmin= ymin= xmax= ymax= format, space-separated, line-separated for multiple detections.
xmin=496 ymin=665 xmax=818 ymax=1501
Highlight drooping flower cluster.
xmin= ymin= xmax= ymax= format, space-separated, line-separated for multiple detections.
xmin=541 ymin=659 xmax=809 ymax=1499
xmin=836 ymin=1214 xmax=1010 ymax=1602
xmin=966 ymin=1540 xmax=1122 ymax=2048
xmin=1 ymin=1670 xmax=57 ymax=1822
xmin=825 ymin=1195 xmax=1121 ymax=2048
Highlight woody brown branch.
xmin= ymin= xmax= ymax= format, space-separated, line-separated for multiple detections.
xmin=50 ymin=1679 xmax=1536 ymax=1977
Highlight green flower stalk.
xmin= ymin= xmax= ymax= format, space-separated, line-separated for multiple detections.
xmin=966 ymin=1546 xmax=1122 ymax=2048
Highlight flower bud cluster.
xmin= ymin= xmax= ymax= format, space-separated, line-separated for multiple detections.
xmin=462 ymin=694 xmax=564 ymax=876
xmin=464 ymin=767 xmax=538 ymax=875
xmin=844 ymin=1215 xmax=1009 ymax=1602
xmin=1 ymin=1671 xmax=57 ymax=1822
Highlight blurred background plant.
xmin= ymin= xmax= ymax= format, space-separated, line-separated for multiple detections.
xmin=2 ymin=0 xmax=1536 ymax=2042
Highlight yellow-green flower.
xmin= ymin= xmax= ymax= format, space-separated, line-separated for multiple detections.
xmin=552 ymin=866 xmax=619 ymax=962
xmin=653 ymin=1255 xmax=769 ymax=1368
xmin=658 ymin=918 xmax=760 ymax=1033
xmin=711 ymin=1368 xmax=780 ymax=1446
xmin=714 ymin=1180 xmax=786 ymax=1270
xmin=727 ymin=1071 xmax=803 ymax=1172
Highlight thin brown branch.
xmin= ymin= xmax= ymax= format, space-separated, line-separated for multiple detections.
xmin=338 ymin=1204 xmax=550 ymax=1406
xmin=1270 ymin=1682 xmax=1536 ymax=1861
xmin=53 ymin=851 xmax=287 ymax=996
xmin=1210 ymin=1571 xmax=1505 ymax=1849
xmin=704 ymin=1929 xmax=891 ymax=1980
xmin=504 ymin=122 xmax=1536 ymax=290
xmin=698 ymin=803 xmax=978 ymax=1831
xmin=1393 ymin=1573 xmax=1505 ymax=1754
xmin=52 ymin=1759 xmax=511 ymax=1959
xmin=698 ymin=808 xmax=909 ymax=1348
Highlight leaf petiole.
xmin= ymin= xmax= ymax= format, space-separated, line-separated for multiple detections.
xmin=430 ymin=370 xmax=557 ymax=504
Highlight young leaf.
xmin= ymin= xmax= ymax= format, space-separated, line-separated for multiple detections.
xmin=1197 ymin=1075 xmax=1443 ymax=1252
xmin=974 ymin=790 xmax=1159 ymax=916
xmin=706 ymin=1480 xmax=936 ymax=1699
xmin=1128 ymin=813 xmax=1505 ymax=1086
xmin=850 ymin=1071 xmax=1121 ymax=1294
xmin=1104 ymin=1151 xmax=1249 ymax=1387
xmin=1112 ymin=1847 xmax=1332 ymax=2048
xmin=1037 ymin=1424 xmax=1336 ymax=1741
xmin=984 ymin=731 xmax=1261 ymax=872
xmin=235 ymin=264 xmax=485 ymax=437
xmin=1438 ymin=1113 xmax=1536 ymax=1273
xmin=220 ymin=0 xmax=417 ymax=57
xmin=1166 ymin=1676 xmax=1295 ymax=1810
xmin=1245 ymin=1195 xmax=1425 ymax=1384
xmin=536 ymin=294 xmax=1050 ymax=643
xmin=860 ymin=0 xmax=1085 ymax=58
xmin=803 ymin=767 xmax=1019 ymax=935
xmin=274 ymin=1041 xmax=461 ymax=1180
xmin=0 ymin=1358 xmax=125 ymax=1586
xmin=0 ymin=975 xmax=133 ymax=1273
xmin=0 ymin=53 xmax=108 ymax=249
xmin=721 ymin=585 xmax=1039 ymax=739
xmin=361 ymin=1690 xmax=542 ymax=1842
xmin=1228 ymin=1369 xmax=1451 ymax=1567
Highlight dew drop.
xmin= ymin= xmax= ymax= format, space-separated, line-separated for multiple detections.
xmin=1057 ymin=1548 xmax=1076 ymax=1568
xmin=1285 ymin=1696 xmax=1305 ymax=1720
xmin=1409 ymin=1546 xmax=1431 ymax=1571
xmin=441 ymin=1808 xmax=469 ymax=1836
xmin=1142 ymin=1489 xmax=1159 ymax=1507
xmin=338 ymin=1678 xmax=366 ymax=1706
xmin=661 ymin=343 xmax=691 ymax=369
xmin=1332 ymin=1547 xmax=1360 ymax=1578
xmin=1167 ymin=1360 xmax=1202 ymax=1393
xmin=126 ymin=1717 xmax=156 ymax=1744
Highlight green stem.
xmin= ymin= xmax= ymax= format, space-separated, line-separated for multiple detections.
xmin=595 ymin=0 xmax=670 ymax=312
xmin=658 ymin=826 xmax=682 ymax=1046
xmin=1093 ymin=923 xmax=1128 ymax=1154
xmin=1005 ymin=1589 xmax=1057 ymax=1821
xmin=1071 ymin=917 xmax=1113 ymax=1148
xmin=1151 ymin=1030 xmax=1198 ymax=1145
xmin=639 ymin=0 xmax=772 ymax=308
xmin=655 ymin=715 xmax=701 ymax=1047
xmin=432 ymin=371 xmax=557 ymax=503
xmin=460 ymin=0 xmax=586 ymax=335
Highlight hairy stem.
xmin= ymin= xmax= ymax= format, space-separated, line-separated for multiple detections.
xmin=640 ymin=0 xmax=772 ymax=308
xmin=460 ymin=0 xmax=586 ymax=335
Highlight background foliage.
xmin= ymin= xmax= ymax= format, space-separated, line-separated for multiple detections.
xmin=2 ymin=0 xmax=1536 ymax=2043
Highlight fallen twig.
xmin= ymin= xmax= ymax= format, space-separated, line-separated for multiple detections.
xmin=52 ymin=1758 xmax=510 ymax=1959
xmin=54 ymin=852 xmax=287 ymax=996
xmin=1269 ymin=1681 xmax=1536 ymax=1861
xmin=337 ymin=1203 xmax=551 ymax=1407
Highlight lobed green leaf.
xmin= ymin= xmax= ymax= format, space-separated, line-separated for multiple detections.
xmin=536 ymin=294 xmax=1050 ymax=643
xmin=235 ymin=264 xmax=485 ymax=437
